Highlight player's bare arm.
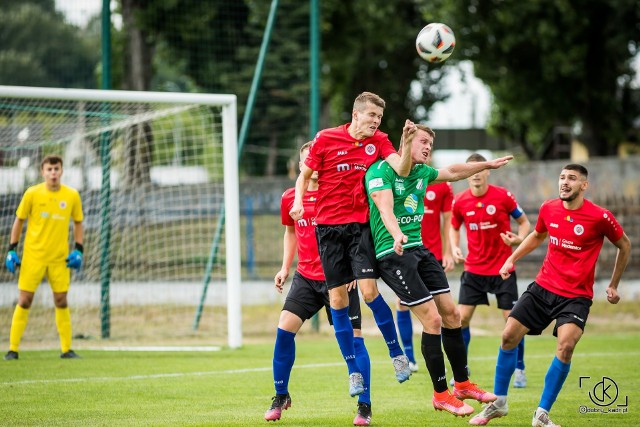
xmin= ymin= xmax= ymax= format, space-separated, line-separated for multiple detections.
xmin=441 ymin=211 xmax=455 ymax=272
xmin=500 ymin=214 xmax=531 ymax=246
xmin=289 ymin=164 xmax=314 ymax=220
xmin=605 ymin=232 xmax=631 ymax=304
xmin=499 ymin=230 xmax=547 ymax=279
xmin=385 ymin=119 xmax=416 ymax=178
xmin=274 ymin=226 xmax=297 ymax=293
xmin=370 ymin=188 xmax=408 ymax=255
xmin=432 ymin=155 xmax=514 ymax=183
xmin=449 ymin=226 xmax=465 ymax=263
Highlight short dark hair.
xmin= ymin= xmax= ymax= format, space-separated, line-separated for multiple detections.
xmin=466 ymin=153 xmax=486 ymax=163
xmin=41 ymin=154 xmax=63 ymax=169
xmin=353 ymin=91 xmax=385 ymax=111
xmin=563 ymin=163 xmax=588 ymax=178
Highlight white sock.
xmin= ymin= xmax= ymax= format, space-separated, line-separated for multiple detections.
xmin=495 ymin=396 xmax=507 ymax=407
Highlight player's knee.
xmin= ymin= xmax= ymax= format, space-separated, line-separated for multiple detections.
xmin=501 ymin=331 xmax=520 ymax=350
xmin=359 ymin=285 xmax=379 ymax=303
xmin=556 ymin=342 xmax=576 ymax=362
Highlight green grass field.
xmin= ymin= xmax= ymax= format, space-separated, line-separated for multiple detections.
xmin=1 ymin=327 xmax=639 ymax=426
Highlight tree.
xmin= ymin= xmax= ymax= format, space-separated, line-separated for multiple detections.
xmin=0 ymin=1 xmax=99 ymax=88
xmin=424 ymin=0 xmax=640 ymax=158
xmin=321 ymin=0 xmax=449 ymax=139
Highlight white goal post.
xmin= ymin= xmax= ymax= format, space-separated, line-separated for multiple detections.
xmin=0 ymin=85 xmax=242 ymax=349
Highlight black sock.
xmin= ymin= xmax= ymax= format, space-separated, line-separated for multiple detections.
xmin=421 ymin=332 xmax=448 ymax=393
xmin=442 ymin=327 xmax=469 ymax=383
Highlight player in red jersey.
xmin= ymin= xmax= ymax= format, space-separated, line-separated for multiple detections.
xmin=449 ymin=153 xmax=530 ymax=386
xmin=266 ymin=142 xmax=373 ymax=426
xmin=396 ymin=179 xmax=455 ymax=372
xmin=470 ymin=163 xmax=631 ymax=427
xmin=289 ymin=92 xmax=416 ymax=396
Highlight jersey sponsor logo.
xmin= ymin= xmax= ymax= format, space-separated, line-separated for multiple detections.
xmin=336 ymin=162 xmax=366 ymax=172
xmin=59 ymin=201 xmax=67 ymax=209
xmin=574 ymin=224 xmax=584 ymax=235
xmin=549 ymin=222 xmax=559 ymax=228
xmin=550 ymin=235 xmax=582 ymax=250
xmin=404 ymin=194 xmax=419 ymax=213
xmin=337 ymin=150 xmax=347 ymax=156
xmin=397 ymin=214 xmax=423 ymax=224
xmin=426 ymin=190 xmax=436 ymax=201
xmin=416 ymin=178 xmax=424 ymax=191
xmin=480 ymin=221 xmax=498 ymax=230
xmin=297 ymin=217 xmax=316 ymax=227
xmin=40 ymin=212 xmax=50 ymax=218
xmin=368 ymin=177 xmax=384 ymax=189
xmin=365 ymin=144 xmax=376 ymax=155
xmin=466 ymin=211 xmax=476 ymax=216
xmin=468 ymin=223 xmax=479 ymax=231
xmin=486 ymin=204 xmax=496 ymax=215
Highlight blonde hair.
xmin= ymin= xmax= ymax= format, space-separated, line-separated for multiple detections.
xmin=353 ymin=92 xmax=386 ymax=111
xmin=415 ymin=124 xmax=436 ymax=139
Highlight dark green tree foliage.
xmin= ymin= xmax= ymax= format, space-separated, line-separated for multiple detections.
xmin=424 ymin=0 xmax=640 ymax=158
xmin=0 ymin=1 xmax=99 ymax=88
xmin=136 ymin=0 xmax=311 ymax=176
xmin=321 ymin=0 xmax=448 ymax=139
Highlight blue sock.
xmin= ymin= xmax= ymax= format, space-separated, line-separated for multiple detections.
xmin=539 ymin=356 xmax=571 ymax=411
xmin=366 ymin=294 xmax=403 ymax=357
xmin=494 ymin=346 xmax=518 ymax=396
xmin=396 ymin=310 xmax=415 ymax=363
xmin=331 ymin=306 xmax=359 ymax=374
xmin=461 ymin=326 xmax=471 ymax=355
xmin=516 ymin=337 xmax=525 ymax=370
xmin=354 ymin=337 xmax=371 ymax=405
xmin=272 ymin=328 xmax=296 ymax=395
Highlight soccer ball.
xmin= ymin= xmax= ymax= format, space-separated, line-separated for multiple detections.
xmin=416 ymin=23 xmax=456 ymax=63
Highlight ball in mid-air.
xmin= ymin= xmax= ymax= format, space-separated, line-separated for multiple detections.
xmin=416 ymin=23 xmax=456 ymax=63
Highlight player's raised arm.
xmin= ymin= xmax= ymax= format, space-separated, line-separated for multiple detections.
xmin=385 ymin=120 xmax=416 ymax=177
xmin=433 ymin=155 xmax=513 ymax=183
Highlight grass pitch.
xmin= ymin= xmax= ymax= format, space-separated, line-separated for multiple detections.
xmin=1 ymin=328 xmax=639 ymax=426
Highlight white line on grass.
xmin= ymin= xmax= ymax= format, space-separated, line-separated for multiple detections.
xmin=2 ymin=351 xmax=639 ymax=387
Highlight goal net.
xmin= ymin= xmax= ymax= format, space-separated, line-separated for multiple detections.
xmin=0 ymin=86 xmax=241 ymax=349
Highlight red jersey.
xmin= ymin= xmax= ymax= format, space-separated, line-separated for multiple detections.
xmin=280 ymin=188 xmax=324 ymax=280
xmin=534 ymin=198 xmax=624 ymax=299
xmin=451 ymin=185 xmax=524 ymax=275
xmin=304 ymin=124 xmax=397 ymax=225
xmin=420 ymin=182 xmax=453 ymax=260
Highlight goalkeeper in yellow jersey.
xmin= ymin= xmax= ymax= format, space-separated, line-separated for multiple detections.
xmin=4 ymin=154 xmax=84 ymax=360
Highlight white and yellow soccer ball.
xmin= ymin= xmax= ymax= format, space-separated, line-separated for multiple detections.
xmin=416 ymin=23 xmax=456 ymax=63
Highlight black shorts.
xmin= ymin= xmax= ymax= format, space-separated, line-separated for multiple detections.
xmin=315 ymin=222 xmax=378 ymax=289
xmin=509 ymin=282 xmax=592 ymax=337
xmin=282 ymin=271 xmax=362 ymax=329
xmin=378 ymin=246 xmax=450 ymax=307
xmin=458 ymin=271 xmax=519 ymax=310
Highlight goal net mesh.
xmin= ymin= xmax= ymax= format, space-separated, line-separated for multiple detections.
xmin=0 ymin=90 xmax=234 ymax=348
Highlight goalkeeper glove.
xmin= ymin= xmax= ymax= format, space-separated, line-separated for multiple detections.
xmin=5 ymin=249 xmax=20 ymax=274
xmin=66 ymin=243 xmax=84 ymax=270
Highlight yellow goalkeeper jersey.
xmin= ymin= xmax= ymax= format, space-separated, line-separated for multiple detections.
xmin=16 ymin=183 xmax=83 ymax=264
